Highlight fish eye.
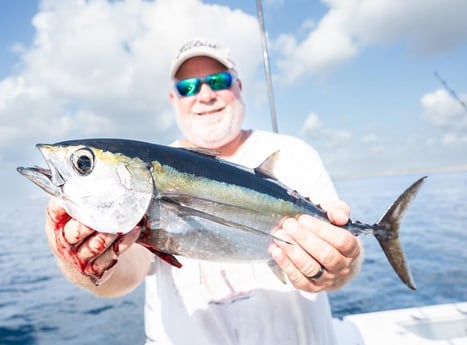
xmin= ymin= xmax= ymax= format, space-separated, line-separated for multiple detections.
xmin=71 ymin=148 xmax=94 ymax=176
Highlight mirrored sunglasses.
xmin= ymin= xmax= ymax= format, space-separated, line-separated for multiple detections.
xmin=175 ymin=71 xmax=233 ymax=97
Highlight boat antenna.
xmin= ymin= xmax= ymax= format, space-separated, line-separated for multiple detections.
xmin=256 ymin=0 xmax=279 ymax=133
xmin=433 ymin=71 xmax=467 ymax=114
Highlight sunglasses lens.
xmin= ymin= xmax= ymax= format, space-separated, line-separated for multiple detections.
xmin=176 ymin=78 xmax=201 ymax=97
xmin=205 ymin=72 xmax=232 ymax=91
xmin=175 ymin=72 xmax=233 ymax=97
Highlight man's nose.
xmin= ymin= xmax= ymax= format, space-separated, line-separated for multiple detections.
xmin=197 ymin=82 xmax=217 ymax=101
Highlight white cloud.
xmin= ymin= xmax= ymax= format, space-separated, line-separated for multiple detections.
xmin=348 ymin=0 xmax=467 ymax=54
xmin=442 ymin=132 xmax=467 ymax=144
xmin=302 ymin=112 xmax=321 ymax=135
xmin=0 ymin=0 xmax=263 ymax=165
xmin=2 ymin=0 xmax=466 ymax=195
xmin=422 ymin=89 xmax=467 ymax=128
xmin=275 ymin=11 xmax=357 ymax=83
xmin=421 ymin=89 xmax=467 ymax=144
xmin=301 ymin=112 xmax=352 ymax=149
xmin=275 ymin=0 xmax=467 ymax=82
xmin=360 ymin=134 xmax=379 ymax=144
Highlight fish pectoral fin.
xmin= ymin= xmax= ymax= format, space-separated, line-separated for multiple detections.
xmin=154 ymin=251 xmax=183 ymax=268
xmin=136 ymin=229 xmax=183 ymax=268
xmin=159 ymin=193 xmax=291 ymax=245
xmin=159 ymin=192 xmax=193 ymax=207
xmin=139 ymin=243 xmax=182 ymax=268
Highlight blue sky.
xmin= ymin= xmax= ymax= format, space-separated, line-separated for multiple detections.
xmin=1 ymin=0 xmax=467 ymax=198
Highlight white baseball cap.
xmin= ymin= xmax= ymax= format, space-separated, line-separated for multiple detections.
xmin=170 ymin=38 xmax=236 ymax=78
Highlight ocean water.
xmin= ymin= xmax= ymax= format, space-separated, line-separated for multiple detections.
xmin=329 ymin=171 xmax=467 ymax=318
xmin=1 ymin=171 xmax=466 ymax=344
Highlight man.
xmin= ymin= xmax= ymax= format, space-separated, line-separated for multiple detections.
xmin=45 ymin=38 xmax=361 ymax=344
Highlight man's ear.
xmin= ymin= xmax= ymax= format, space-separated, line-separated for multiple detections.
xmin=168 ymin=90 xmax=176 ymax=103
xmin=236 ymin=78 xmax=242 ymax=91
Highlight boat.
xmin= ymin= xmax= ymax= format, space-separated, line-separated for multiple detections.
xmin=333 ymin=302 xmax=467 ymax=344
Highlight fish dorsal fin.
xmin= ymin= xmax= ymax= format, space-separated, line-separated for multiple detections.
xmin=254 ymin=150 xmax=280 ymax=180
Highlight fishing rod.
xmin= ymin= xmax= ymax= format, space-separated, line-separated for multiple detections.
xmin=434 ymin=71 xmax=467 ymax=114
xmin=256 ymin=0 xmax=279 ymax=133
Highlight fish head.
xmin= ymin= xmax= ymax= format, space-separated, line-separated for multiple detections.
xmin=18 ymin=143 xmax=154 ymax=234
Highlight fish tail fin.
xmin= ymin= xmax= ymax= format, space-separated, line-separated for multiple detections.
xmin=373 ymin=176 xmax=427 ymax=290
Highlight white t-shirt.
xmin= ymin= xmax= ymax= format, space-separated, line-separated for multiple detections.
xmin=144 ymin=130 xmax=339 ymax=345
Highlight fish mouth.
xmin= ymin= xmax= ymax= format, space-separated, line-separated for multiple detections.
xmin=17 ymin=144 xmax=65 ymax=197
xmin=36 ymin=144 xmax=66 ymax=186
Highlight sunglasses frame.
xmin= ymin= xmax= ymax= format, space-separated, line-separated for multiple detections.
xmin=174 ymin=70 xmax=235 ymax=97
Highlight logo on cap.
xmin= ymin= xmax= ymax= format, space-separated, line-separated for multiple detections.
xmin=176 ymin=39 xmax=220 ymax=58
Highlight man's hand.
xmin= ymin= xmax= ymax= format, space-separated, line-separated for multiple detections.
xmin=45 ymin=200 xmax=143 ymax=287
xmin=271 ymin=200 xmax=362 ymax=292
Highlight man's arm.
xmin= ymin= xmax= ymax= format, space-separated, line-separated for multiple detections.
xmin=45 ymin=200 xmax=153 ymax=297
